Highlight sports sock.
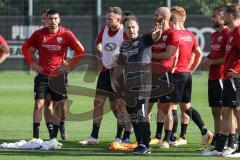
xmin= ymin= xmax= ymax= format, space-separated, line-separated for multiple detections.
xmin=215 ymin=134 xmax=228 ymax=152
xmin=185 ymin=107 xmax=207 ymax=135
xmin=91 ymin=123 xmax=100 ymax=139
xmin=155 ymin=122 xmax=164 ymax=139
xmin=46 ymin=122 xmax=54 ymax=139
xmin=115 ymin=124 xmax=125 ymax=139
xmin=141 ymin=121 xmax=151 ymax=148
xmin=122 ymin=130 xmax=131 ymax=140
xmin=33 ymin=123 xmax=40 ymax=139
xmin=211 ymin=133 xmax=221 ymax=146
xmin=228 ymin=134 xmax=235 ymax=149
xmin=171 ymin=110 xmax=178 ymax=141
xmin=180 ymin=123 xmax=188 ymax=139
xmin=60 ymin=121 xmax=65 ymax=127
xmin=53 ymin=124 xmax=59 ymax=138
xmin=164 ymin=129 xmax=172 ymax=143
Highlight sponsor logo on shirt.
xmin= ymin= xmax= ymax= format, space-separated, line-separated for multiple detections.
xmin=42 ymin=44 xmax=62 ymax=51
xmin=104 ymin=42 xmax=118 ymax=51
xmin=211 ymin=44 xmax=220 ymax=51
xmin=180 ymin=36 xmax=192 ymax=42
xmin=122 ymin=48 xmax=139 ymax=57
xmin=152 ymin=43 xmax=166 ymax=49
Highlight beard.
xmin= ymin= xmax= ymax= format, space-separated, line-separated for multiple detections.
xmin=213 ymin=23 xmax=221 ymax=28
xmin=224 ymin=21 xmax=230 ymax=26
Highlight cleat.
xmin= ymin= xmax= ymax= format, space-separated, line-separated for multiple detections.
xmin=114 ymin=138 xmax=122 ymax=143
xmin=223 ymin=147 xmax=235 ymax=155
xmin=78 ymin=136 xmax=99 ymax=145
xmin=173 ymin=137 xmax=187 ymax=146
xmin=160 ymin=141 xmax=170 ymax=149
xmin=122 ymin=138 xmax=130 ymax=143
xmin=149 ymin=138 xmax=162 ymax=145
xmin=132 ymin=145 xmax=151 ymax=155
xmin=225 ymin=148 xmax=240 ymax=157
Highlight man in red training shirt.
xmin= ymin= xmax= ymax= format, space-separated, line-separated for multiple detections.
xmin=22 ymin=9 xmax=84 ymax=144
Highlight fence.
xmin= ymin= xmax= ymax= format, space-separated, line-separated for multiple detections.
xmin=0 ymin=0 xmax=239 ymax=70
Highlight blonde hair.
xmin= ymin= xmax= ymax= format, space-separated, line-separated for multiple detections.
xmin=170 ymin=6 xmax=186 ymax=22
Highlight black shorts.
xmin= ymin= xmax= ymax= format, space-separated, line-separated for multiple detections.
xmin=34 ymin=74 xmax=67 ymax=101
xmin=149 ymin=72 xmax=174 ymax=103
xmin=171 ymin=72 xmax=192 ymax=104
xmin=222 ymin=78 xmax=240 ymax=108
xmin=208 ymin=79 xmax=223 ymax=107
xmin=96 ymin=69 xmax=117 ymax=101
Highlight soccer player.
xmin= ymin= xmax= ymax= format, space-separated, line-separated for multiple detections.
xmin=204 ymin=6 xmax=238 ymax=153
xmin=22 ymin=9 xmax=84 ymax=144
xmin=203 ymin=3 xmax=240 ymax=157
xmin=30 ymin=9 xmax=68 ymax=140
xmin=148 ymin=7 xmax=179 ymax=148
xmin=111 ymin=15 xmax=161 ymax=155
xmin=79 ymin=7 xmax=128 ymax=145
xmin=169 ymin=6 xmax=213 ymax=146
xmin=0 ymin=35 xmax=10 ymax=64
xmin=42 ymin=9 xmax=68 ymax=140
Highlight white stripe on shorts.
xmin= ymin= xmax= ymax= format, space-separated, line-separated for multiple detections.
xmin=165 ymin=72 xmax=170 ymax=87
xmin=219 ymin=79 xmax=223 ymax=90
xmin=230 ymin=78 xmax=237 ymax=91
xmin=142 ymin=103 xmax=145 ymax=118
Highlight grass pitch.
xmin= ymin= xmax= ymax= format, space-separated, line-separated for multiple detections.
xmin=0 ymin=71 xmax=226 ymax=160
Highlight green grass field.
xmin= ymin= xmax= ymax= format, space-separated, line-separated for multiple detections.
xmin=0 ymin=71 xmax=230 ymax=160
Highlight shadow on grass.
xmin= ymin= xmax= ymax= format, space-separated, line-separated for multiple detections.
xmin=0 ymin=140 xmax=205 ymax=157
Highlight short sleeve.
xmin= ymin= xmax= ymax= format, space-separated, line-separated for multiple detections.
xmin=27 ymin=31 xmax=39 ymax=49
xmin=66 ymin=30 xmax=83 ymax=51
xmin=0 ymin=35 xmax=9 ymax=50
xmin=96 ymin=28 xmax=104 ymax=43
xmin=168 ymin=31 xmax=179 ymax=48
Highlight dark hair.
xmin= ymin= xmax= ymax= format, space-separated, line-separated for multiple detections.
xmin=43 ymin=9 xmax=50 ymax=14
xmin=123 ymin=11 xmax=133 ymax=17
xmin=107 ymin=6 xmax=122 ymax=16
xmin=213 ymin=6 xmax=224 ymax=12
xmin=46 ymin=9 xmax=60 ymax=16
xmin=123 ymin=16 xmax=138 ymax=26
xmin=224 ymin=3 xmax=240 ymax=18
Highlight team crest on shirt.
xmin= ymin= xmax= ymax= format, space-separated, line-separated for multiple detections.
xmin=104 ymin=42 xmax=118 ymax=51
xmin=162 ymin=35 xmax=168 ymax=41
xmin=230 ymin=37 xmax=234 ymax=43
xmin=43 ymin=36 xmax=47 ymax=43
xmin=218 ymin=36 xmax=222 ymax=42
xmin=57 ymin=37 xmax=62 ymax=43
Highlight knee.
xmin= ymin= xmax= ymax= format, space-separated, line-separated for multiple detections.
xmin=34 ymin=100 xmax=44 ymax=110
xmin=211 ymin=109 xmax=221 ymax=119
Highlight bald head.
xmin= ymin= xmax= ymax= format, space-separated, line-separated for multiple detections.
xmin=155 ymin=7 xmax=171 ymax=20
